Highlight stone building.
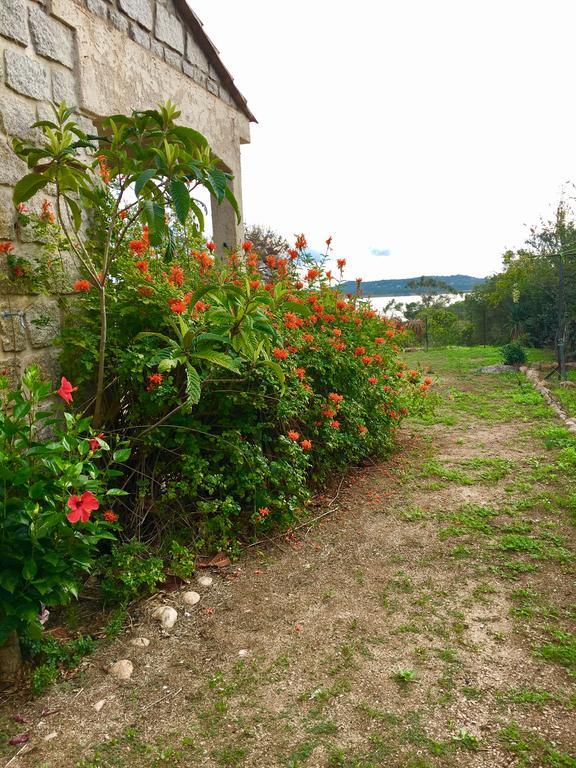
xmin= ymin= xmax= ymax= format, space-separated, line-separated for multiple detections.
xmin=0 ymin=0 xmax=255 ymax=380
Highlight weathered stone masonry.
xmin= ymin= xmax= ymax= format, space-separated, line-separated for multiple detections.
xmin=0 ymin=0 xmax=255 ymax=381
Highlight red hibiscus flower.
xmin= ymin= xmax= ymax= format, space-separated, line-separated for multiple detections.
xmin=89 ymin=433 xmax=104 ymax=451
xmin=56 ymin=377 xmax=78 ymax=404
xmin=67 ymin=491 xmax=99 ymax=523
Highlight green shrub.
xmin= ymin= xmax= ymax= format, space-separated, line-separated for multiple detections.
xmin=0 ymin=365 xmax=126 ymax=644
xmin=500 ymin=342 xmax=527 ymax=366
xmin=21 ymin=634 xmax=95 ymax=695
xmin=99 ymin=542 xmax=165 ymax=606
xmin=8 ymin=101 xmax=429 ymax=556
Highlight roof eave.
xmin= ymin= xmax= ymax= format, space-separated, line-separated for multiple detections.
xmin=173 ymin=0 xmax=257 ymax=123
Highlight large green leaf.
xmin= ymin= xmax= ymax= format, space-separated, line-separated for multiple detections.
xmin=171 ymin=125 xmax=208 ymax=151
xmin=189 ymin=198 xmax=205 ymax=232
xmin=64 ymin=195 xmax=82 ymax=231
xmin=185 ymin=364 xmax=201 ymax=405
xmin=12 ymin=173 xmax=49 ymax=205
xmin=224 ymin=184 xmax=241 ymax=223
xmin=208 ymin=167 xmax=229 ymax=202
xmin=257 ymin=359 xmax=286 ymax=389
xmin=170 ymin=178 xmax=190 ymax=224
xmin=141 ymin=199 xmax=166 ymax=245
xmin=134 ymin=168 xmax=157 ymax=196
xmin=190 ymin=350 xmax=241 ymax=373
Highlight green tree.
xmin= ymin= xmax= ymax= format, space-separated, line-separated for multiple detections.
xmin=405 ymin=276 xmax=457 ymax=350
xmin=13 ymin=101 xmax=240 ymax=424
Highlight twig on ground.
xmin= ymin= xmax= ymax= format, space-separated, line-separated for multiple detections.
xmin=141 ymin=686 xmax=182 ymax=712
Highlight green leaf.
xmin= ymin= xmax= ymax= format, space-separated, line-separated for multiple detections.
xmin=190 ymin=350 xmax=241 ymax=373
xmin=64 ymin=195 xmax=82 ymax=231
xmin=257 ymin=359 xmax=286 ymax=388
xmin=171 ymin=125 xmax=208 ymax=151
xmin=185 ymin=364 xmax=201 ymax=405
xmin=12 ymin=173 xmax=49 ymax=205
xmin=158 ymin=357 xmax=180 ymax=373
xmin=112 ymin=447 xmax=131 ymax=463
xmin=106 ymin=488 xmax=129 ymax=497
xmin=189 ymin=199 xmax=205 ymax=232
xmin=224 ymin=184 xmax=241 ymax=223
xmin=22 ymin=560 xmax=38 ymax=581
xmin=141 ymin=199 xmax=165 ymax=245
xmin=134 ymin=168 xmax=157 ymax=196
xmin=170 ymin=178 xmax=190 ymax=224
xmin=12 ymin=400 xmax=30 ymax=420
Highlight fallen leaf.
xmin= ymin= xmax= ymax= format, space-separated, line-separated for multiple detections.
xmin=196 ymin=553 xmax=231 ymax=569
xmin=8 ymin=732 xmax=30 ymax=746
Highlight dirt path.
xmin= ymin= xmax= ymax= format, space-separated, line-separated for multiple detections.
xmin=2 ymin=350 xmax=575 ymax=767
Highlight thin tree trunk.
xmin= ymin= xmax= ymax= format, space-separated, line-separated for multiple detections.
xmin=558 ymin=255 xmax=567 ymax=381
xmin=0 ymin=631 xmax=21 ymax=684
xmin=93 ymin=287 xmax=107 ymax=427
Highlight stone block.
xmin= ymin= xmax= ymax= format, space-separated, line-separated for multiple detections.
xmin=150 ymin=39 xmax=164 ymax=60
xmin=25 ymin=300 xmax=60 ymax=348
xmin=0 ymin=136 xmax=27 ymax=185
xmin=129 ymin=23 xmax=150 ymax=49
xmin=0 ymin=358 xmax=21 ymax=387
xmin=0 ymin=0 xmax=29 ymax=47
xmin=29 ymin=6 xmax=74 ymax=69
xmin=0 ymin=307 xmax=26 ymax=352
xmin=185 ymin=32 xmax=208 ymax=69
xmin=4 ymin=50 xmax=51 ymax=100
xmin=206 ymin=78 xmax=219 ymax=97
xmin=23 ymin=348 xmax=60 ymax=382
xmin=164 ymin=48 xmax=182 ymax=71
xmin=109 ymin=8 xmax=128 ymax=33
xmin=183 ymin=60 xmax=204 ymax=87
xmin=155 ymin=5 xmax=184 ymax=53
xmin=0 ymin=189 xmax=16 ymax=239
xmin=119 ymin=0 xmax=152 ymax=31
xmin=52 ymin=68 xmax=77 ymax=105
xmin=86 ymin=0 xmax=108 ymax=20
xmin=0 ymin=93 xmax=37 ymax=139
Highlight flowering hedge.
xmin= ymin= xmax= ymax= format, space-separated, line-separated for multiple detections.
xmin=0 ymin=366 xmax=125 ymax=646
xmin=5 ymin=102 xmax=429 ymax=576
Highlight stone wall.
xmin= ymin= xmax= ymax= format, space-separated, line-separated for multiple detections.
xmin=0 ymin=0 xmax=253 ymax=383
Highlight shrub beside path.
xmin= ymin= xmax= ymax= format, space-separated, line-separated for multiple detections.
xmin=2 ymin=348 xmax=575 ymax=767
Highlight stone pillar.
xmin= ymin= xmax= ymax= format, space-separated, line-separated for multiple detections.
xmin=211 ymin=158 xmax=244 ymax=253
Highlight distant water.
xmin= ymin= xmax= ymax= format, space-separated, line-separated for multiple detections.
xmin=366 ymin=294 xmax=465 ymax=318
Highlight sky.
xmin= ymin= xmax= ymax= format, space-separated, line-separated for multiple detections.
xmin=190 ymin=0 xmax=576 ymax=281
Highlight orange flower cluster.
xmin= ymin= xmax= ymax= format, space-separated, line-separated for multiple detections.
xmin=130 ymin=225 xmax=149 ymax=255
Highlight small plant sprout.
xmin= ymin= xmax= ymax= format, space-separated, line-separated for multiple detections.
xmin=452 ymin=728 xmax=480 ymax=750
xmin=391 ymin=668 xmax=417 ymax=686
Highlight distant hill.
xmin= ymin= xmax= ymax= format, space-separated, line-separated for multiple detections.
xmin=338 ymin=274 xmax=485 ymax=297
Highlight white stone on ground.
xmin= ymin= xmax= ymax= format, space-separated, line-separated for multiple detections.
xmin=197 ymin=576 xmax=213 ymax=587
xmin=152 ymin=606 xmax=178 ymax=629
xmin=108 ymin=659 xmax=133 ymax=680
xmin=93 ymin=699 xmax=106 ymax=712
xmin=130 ymin=637 xmax=150 ymax=647
xmin=182 ymin=591 xmax=201 ymax=606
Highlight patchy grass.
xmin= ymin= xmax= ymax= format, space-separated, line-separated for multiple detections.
xmin=4 ymin=346 xmax=575 ymax=768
